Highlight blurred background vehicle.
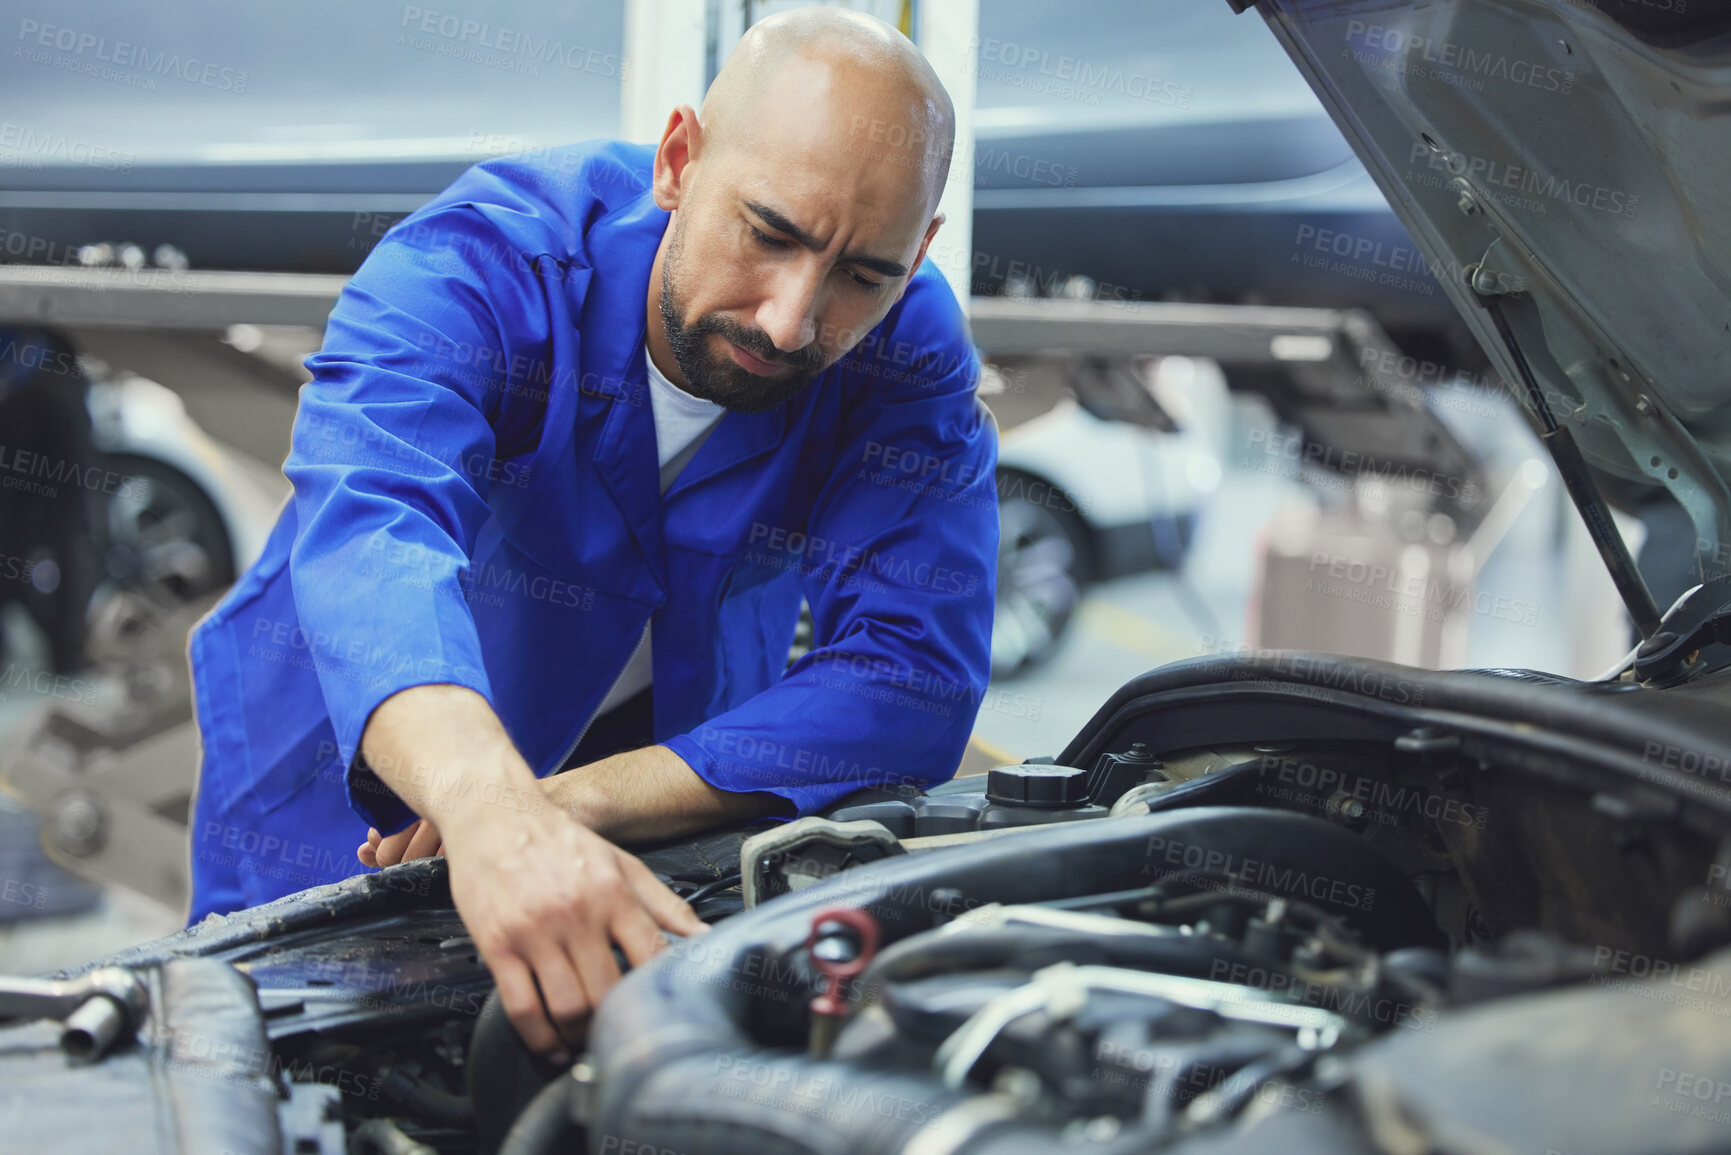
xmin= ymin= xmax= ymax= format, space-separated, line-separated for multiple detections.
xmin=986 ymin=352 xmax=1231 ymax=676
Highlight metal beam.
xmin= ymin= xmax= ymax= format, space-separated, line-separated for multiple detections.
xmin=1 ymin=264 xmax=1375 ymax=374
xmin=969 ymin=296 xmax=1354 ymax=364
xmin=0 ymin=266 xmax=347 ymax=330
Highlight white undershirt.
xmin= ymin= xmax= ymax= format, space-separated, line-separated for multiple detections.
xmin=592 ymin=345 xmax=725 ymax=716
xmin=644 ymin=344 xmax=727 ymax=468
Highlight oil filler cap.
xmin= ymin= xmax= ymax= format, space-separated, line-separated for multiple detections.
xmin=985 ymin=763 xmax=1090 ymax=808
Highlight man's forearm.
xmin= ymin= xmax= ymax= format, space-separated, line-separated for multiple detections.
xmin=362 ymin=687 xmax=780 ymax=844
xmin=360 ymin=684 xmax=542 ymax=834
xmin=549 ymin=744 xmax=784 ymax=843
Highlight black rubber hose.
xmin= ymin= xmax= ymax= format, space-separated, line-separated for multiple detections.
xmin=685 ymin=872 xmax=743 ymax=905
xmin=380 ymin=1067 xmax=474 ymax=1126
xmin=469 ymin=989 xmax=571 ymax=1155
xmin=610 ymin=1049 xmax=974 ymax=1155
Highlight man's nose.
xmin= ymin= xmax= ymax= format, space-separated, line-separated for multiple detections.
xmin=756 ymin=261 xmax=824 ymax=353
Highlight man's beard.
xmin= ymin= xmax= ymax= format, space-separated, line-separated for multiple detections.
xmin=657 ymin=227 xmax=829 ymax=414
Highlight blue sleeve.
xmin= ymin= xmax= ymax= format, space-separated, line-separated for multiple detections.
xmin=662 ymin=268 xmax=1000 ymax=816
xmin=285 ymin=194 xmax=551 ymax=834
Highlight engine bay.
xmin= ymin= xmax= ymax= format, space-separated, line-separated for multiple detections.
xmin=9 ymin=653 xmax=1731 ymax=1155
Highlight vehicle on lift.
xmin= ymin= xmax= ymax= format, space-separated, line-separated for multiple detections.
xmin=968 ymin=0 xmax=1470 ymax=358
xmin=974 ymin=291 xmax=1491 ymax=678
xmin=7 ymin=2 xmax=1731 ymax=1154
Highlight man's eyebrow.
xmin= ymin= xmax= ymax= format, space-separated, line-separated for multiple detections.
xmin=744 ymin=200 xmax=909 ymax=279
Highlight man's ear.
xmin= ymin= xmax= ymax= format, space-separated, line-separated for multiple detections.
xmin=652 ymin=104 xmax=702 ymax=211
xmin=894 ymin=211 xmax=946 ymax=304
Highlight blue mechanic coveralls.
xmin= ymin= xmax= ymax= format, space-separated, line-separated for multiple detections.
xmin=185 ymin=140 xmax=999 ymax=923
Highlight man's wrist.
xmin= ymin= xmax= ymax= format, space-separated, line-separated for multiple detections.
xmin=543 ymin=771 xmax=607 ymax=833
xmin=427 ymin=755 xmax=543 ymax=842
xmin=546 ymin=744 xmax=778 ymax=843
xmin=361 ymin=684 xmax=543 ymax=836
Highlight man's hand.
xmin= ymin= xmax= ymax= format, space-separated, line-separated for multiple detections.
xmin=358 ymin=819 xmax=442 ymax=868
xmin=358 ymin=684 xmax=706 ymax=1059
xmin=440 ymin=802 xmax=704 ymax=1059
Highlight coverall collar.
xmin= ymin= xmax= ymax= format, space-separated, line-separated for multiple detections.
xmin=581 ymin=186 xmax=670 ymax=592
xmin=581 ymin=185 xmax=793 ymax=534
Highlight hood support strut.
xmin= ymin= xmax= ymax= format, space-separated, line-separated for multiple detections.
xmin=1469 ymin=275 xmax=1662 ymax=639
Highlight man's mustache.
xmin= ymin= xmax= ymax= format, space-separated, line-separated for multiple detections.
xmin=698 ymin=314 xmax=826 ymax=372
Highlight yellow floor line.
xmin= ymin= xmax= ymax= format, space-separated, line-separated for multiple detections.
xmin=961 ymin=733 xmax=1020 ymax=774
xmin=1076 ymin=598 xmax=1195 ymax=662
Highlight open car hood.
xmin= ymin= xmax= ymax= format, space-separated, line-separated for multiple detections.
xmin=1236 ymin=0 xmax=1731 ymax=592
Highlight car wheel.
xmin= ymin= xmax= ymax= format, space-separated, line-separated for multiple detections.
xmin=992 ymin=471 xmax=1090 ymax=679
xmin=96 ymin=454 xmax=236 ymax=608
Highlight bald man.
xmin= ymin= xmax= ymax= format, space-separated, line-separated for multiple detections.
xmin=184 ymin=8 xmax=997 ymax=1058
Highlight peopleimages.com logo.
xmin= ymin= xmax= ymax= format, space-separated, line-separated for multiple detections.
xmin=1345 ymin=19 xmax=1575 ymax=95
xmin=16 ymin=19 xmax=249 ymax=92
xmin=1407 ymin=143 xmax=1638 ymax=219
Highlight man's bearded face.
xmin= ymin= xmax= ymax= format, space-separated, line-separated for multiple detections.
xmin=657 ymin=219 xmax=830 ymax=414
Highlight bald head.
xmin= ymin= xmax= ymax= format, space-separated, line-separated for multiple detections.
xmin=700 ymin=6 xmax=955 ymax=214
xmin=644 ymin=6 xmax=958 ymax=414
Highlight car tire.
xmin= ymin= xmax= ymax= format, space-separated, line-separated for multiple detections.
xmin=991 ymin=469 xmax=1091 ymax=679
xmin=95 ymin=453 xmax=236 ymax=608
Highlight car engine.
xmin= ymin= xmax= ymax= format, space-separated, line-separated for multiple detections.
xmin=8 ymin=653 xmax=1731 ymax=1155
